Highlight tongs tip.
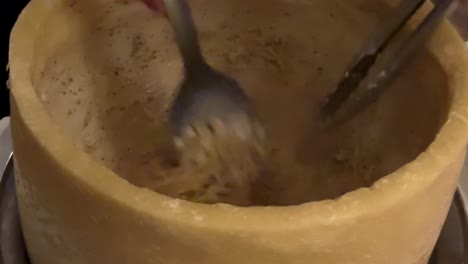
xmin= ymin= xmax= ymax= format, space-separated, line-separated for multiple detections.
xmin=320 ymin=0 xmax=456 ymax=125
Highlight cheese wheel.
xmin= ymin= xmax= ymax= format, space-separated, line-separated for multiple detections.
xmin=9 ymin=0 xmax=468 ymax=263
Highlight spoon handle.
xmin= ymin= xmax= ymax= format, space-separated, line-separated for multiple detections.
xmin=163 ymin=0 xmax=204 ymax=70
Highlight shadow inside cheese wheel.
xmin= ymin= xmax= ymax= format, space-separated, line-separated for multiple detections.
xmin=31 ymin=0 xmax=450 ymax=206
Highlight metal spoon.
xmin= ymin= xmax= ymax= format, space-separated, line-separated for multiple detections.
xmin=162 ymin=0 xmax=264 ymax=146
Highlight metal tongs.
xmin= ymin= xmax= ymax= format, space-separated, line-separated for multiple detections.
xmin=321 ymin=0 xmax=457 ymax=125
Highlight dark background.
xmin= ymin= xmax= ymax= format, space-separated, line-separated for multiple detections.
xmin=0 ymin=1 xmax=466 ymax=120
xmin=1 ymin=0 xmax=30 ymax=119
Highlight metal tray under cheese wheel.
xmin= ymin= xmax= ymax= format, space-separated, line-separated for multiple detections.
xmin=1 ymin=121 xmax=467 ymax=263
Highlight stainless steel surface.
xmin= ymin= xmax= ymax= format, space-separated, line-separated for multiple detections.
xmin=0 ymin=119 xmax=28 ymax=264
xmin=429 ymin=190 xmax=467 ymax=263
xmin=0 ymin=158 xmax=28 ymax=264
xmin=0 ymin=118 xmax=12 ymax=177
xmin=0 ymin=119 xmax=466 ymax=263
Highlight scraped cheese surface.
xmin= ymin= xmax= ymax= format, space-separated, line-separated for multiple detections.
xmin=34 ymin=0 xmax=448 ymax=206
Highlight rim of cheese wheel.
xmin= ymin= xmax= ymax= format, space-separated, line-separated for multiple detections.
xmin=8 ymin=0 xmax=468 ymax=231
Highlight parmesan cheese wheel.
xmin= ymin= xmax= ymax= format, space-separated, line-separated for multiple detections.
xmin=9 ymin=0 xmax=468 ymax=263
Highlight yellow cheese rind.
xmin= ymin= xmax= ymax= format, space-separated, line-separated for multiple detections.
xmin=9 ymin=0 xmax=468 ymax=263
